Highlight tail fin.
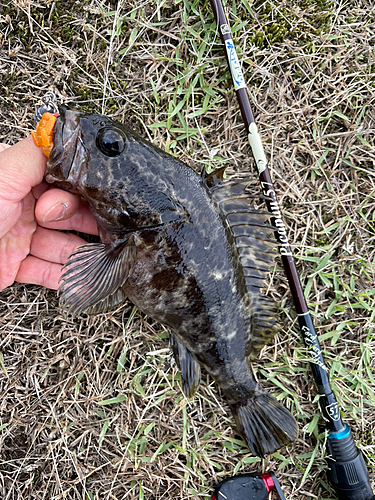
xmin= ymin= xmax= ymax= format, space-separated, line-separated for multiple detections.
xmin=229 ymin=389 xmax=298 ymax=457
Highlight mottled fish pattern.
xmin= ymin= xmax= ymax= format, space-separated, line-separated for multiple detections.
xmin=45 ymin=107 xmax=297 ymax=456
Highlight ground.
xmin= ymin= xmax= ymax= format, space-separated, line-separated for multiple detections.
xmin=0 ymin=0 xmax=374 ymax=499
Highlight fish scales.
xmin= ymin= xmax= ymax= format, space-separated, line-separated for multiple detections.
xmin=43 ymin=107 xmax=297 ymax=456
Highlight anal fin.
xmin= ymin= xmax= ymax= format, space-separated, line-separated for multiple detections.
xmin=170 ymin=333 xmax=201 ymax=398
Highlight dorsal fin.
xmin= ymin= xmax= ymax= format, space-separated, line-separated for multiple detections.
xmin=231 ymin=224 xmax=277 ymax=243
xmin=202 ymin=167 xmax=280 ymax=359
xmin=201 ymin=165 xmax=227 ymax=188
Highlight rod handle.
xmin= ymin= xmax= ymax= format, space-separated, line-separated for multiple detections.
xmin=327 ymin=427 xmax=375 ymax=500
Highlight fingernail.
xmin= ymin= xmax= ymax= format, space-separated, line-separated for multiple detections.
xmin=43 ymin=202 xmax=68 ymax=223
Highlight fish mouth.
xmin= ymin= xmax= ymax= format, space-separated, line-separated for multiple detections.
xmin=45 ymin=106 xmax=86 ymax=189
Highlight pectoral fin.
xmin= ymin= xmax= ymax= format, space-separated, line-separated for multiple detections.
xmin=58 ymin=237 xmax=136 ymax=317
xmin=170 ymin=333 xmax=201 ymax=398
xmin=86 ymin=287 xmax=128 ymax=315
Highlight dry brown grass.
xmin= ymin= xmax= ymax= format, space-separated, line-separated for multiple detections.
xmin=0 ymin=0 xmax=374 ymax=498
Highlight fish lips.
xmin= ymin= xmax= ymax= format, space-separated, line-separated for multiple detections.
xmin=46 ymin=106 xmax=86 ymax=188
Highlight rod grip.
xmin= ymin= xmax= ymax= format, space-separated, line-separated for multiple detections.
xmin=327 ymin=429 xmax=375 ymax=500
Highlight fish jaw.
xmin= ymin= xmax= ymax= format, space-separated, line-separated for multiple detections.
xmin=45 ymin=107 xmax=87 ymax=193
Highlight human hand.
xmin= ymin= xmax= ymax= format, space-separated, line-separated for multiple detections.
xmin=0 ymin=136 xmax=98 ymax=290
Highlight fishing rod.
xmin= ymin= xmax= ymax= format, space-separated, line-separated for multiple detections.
xmin=208 ymin=0 xmax=375 ymax=498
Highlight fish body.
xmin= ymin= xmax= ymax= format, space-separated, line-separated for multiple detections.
xmin=45 ymin=107 xmax=297 ymax=456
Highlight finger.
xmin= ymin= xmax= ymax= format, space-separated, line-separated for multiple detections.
xmin=15 ymin=255 xmax=63 ymax=290
xmin=38 ymin=198 xmax=98 ymax=235
xmin=35 ymin=188 xmax=81 ymax=223
xmin=0 ymin=192 xmax=37 ymax=289
xmin=0 ymin=136 xmax=47 ymax=203
xmin=32 ymin=180 xmax=50 ymax=200
xmin=30 ymin=226 xmax=89 ymax=264
xmin=0 ymin=143 xmax=11 ymax=153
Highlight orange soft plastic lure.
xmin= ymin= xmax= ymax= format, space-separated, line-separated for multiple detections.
xmin=31 ymin=112 xmax=57 ymax=158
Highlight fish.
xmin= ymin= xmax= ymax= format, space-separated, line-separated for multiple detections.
xmin=43 ymin=106 xmax=298 ymax=457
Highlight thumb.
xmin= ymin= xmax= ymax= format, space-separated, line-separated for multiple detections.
xmin=0 ymin=144 xmax=11 ymax=153
xmin=0 ymin=136 xmax=47 ymax=203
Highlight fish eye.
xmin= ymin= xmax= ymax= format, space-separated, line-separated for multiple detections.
xmin=96 ymin=128 xmax=125 ymax=157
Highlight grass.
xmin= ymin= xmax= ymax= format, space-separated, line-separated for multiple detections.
xmin=0 ymin=0 xmax=374 ymax=498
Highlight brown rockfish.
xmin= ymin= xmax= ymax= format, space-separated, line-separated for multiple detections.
xmin=44 ymin=107 xmax=297 ymax=456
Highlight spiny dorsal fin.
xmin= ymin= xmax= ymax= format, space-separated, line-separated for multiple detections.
xmin=58 ymin=237 xmax=136 ymax=317
xmin=202 ymin=167 xmax=280 ymax=359
xmin=201 ymin=165 xmax=227 ymax=188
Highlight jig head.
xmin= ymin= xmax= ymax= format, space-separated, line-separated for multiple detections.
xmin=31 ymin=91 xmax=60 ymax=158
xmin=33 ymin=91 xmax=59 ymax=127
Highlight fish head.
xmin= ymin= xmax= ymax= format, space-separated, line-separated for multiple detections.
xmin=46 ymin=106 xmax=128 ymax=188
xmin=45 ymin=107 xmax=184 ymax=233
xmin=45 ymin=107 xmax=83 ymax=189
